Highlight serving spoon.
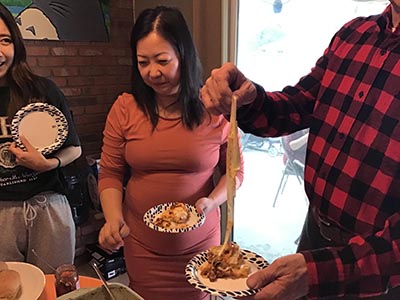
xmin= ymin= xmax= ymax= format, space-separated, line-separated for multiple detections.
xmin=31 ymin=249 xmax=57 ymax=272
xmin=91 ymin=261 xmax=118 ymax=300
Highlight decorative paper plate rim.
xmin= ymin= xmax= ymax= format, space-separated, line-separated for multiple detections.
xmin=11 ymin=102 xmax=68 ymax=155
xmin=185 ymin=247 xmax=269 ymax=297
xmin=143 ymin=202 xmax=205 ymax=233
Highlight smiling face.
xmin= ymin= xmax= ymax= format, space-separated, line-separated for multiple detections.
xmin=136 ymin=32 xmax=180 ymax=98
xmin=0 ymin=18 xmax=14 ymax=86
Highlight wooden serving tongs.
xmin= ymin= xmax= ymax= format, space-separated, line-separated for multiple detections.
xmin=218 ymin=95 xmax=241 ymax=256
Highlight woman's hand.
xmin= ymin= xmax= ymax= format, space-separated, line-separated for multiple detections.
xmin=8 ymin=135 xmax=56 ymax=172
xmin=242 ymin=253 xmax=309 ymax=300
xmin=98 ymin=219 xmax=130 ymax=252
xmin=195 ymin=197 xmax=219 ymax=215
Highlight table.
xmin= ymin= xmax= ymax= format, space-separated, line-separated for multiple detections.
xmin=39 ymin=274 xmax=102 ymax=300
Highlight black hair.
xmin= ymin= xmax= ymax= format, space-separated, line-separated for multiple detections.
xmin=130 ymin=5 xmax=205 ymax=130
xmin=0 ymin=2 xmax=47 ymax=119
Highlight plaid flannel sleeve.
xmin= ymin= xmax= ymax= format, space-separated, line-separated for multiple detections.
xmin=302 ymin=213 xmax=400 ymax=299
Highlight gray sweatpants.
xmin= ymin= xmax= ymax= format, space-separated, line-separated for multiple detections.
xmin=0 ymin=192 xmax=76 ymax=274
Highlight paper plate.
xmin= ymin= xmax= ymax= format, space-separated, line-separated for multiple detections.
xmin=143 ymin=202 xmax=205 ymax=233
xmin=11 ymin=102 xmax=68 ymax=155
xmin=185 ymin=248 xmax=269 ymax=298
xmin=6 ymin=261 xmax=45 ymax=300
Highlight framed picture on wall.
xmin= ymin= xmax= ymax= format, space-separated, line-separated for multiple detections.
xmin=4 ymin=0 xmax=110 ymax=42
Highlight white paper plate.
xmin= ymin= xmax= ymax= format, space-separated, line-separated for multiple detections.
xmin=185 ymin=248 xmax=269 ymax=298
xmin=11 ymin=102 xmax=68 ymax=155
xmin=6 ymin=261 xmax=45 ymax=300
xmin=143 ymin=202 xmax=205 ymax=233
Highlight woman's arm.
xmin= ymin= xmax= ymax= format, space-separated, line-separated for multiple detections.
xmin=97 ymin=95 xmax=131 ymax=251
xmin=8 ymin=136 xmax=81 ymax=172
xmin=196 ymin=127 xmax=244 ymax=214
xmin=98 ymin=187 xmax=129 ymax=251
xmin=52 ymin=145 xmax=82 ymax=167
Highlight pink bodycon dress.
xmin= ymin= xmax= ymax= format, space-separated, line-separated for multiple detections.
xmin=98 ymin=93 xmax=244 ymax=300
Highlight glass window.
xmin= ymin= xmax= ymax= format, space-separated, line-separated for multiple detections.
xmin=234 ymin=0 xmax=389 ymax=262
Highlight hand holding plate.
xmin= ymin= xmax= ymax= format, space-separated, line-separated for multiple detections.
xmin=8 ymin=135 xmax=54 ymax=172
xmin=11 ymin=102 xmax=69 ymax=156
xmin=195 ymin=197 xmax=219 ymax=215
xmin=244 ymin=253 xmax=309 ymax=300
xmin=185 ymin=247 xmax=269 ymax=298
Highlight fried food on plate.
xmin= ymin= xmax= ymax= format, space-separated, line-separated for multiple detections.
xmin=154 ymin=202 xmax=190 ymax=229
xmin=199 ymin=242 xmax=250 ymax=282
xmin=0 ymin=263 xmax=22 ymax=300
xmin=0 ymin=262 xmax=7 ymax=272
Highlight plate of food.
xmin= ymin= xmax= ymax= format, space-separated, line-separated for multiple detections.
xmin=0 ymin=261 xmax=45 ymax=300
xmin=143 ymin=202 xmax=205 ymax=233
xmin=11 ymin=102 xmax=68 ymax=155
xmin=185 ymin=242 xmax=269 ymax=298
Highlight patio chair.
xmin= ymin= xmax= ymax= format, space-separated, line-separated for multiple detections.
xmin=272 ymin=130 xmax=308 ymax=207
xmin=272 ymin=154 xmax=305 ymax=207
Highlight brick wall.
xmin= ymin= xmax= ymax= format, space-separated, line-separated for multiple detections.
xmin=24 ymin=0 xmax=135 ymax=159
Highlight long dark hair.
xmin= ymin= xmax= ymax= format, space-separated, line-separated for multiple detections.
xmin=130 ymin=6 xmax=205 ymax=130
xmin=0 ymin=3 xmax=47 ymax=119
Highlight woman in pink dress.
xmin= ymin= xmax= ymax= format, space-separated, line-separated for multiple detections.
xmin=98 ymin=6 xmax=244 ymax=300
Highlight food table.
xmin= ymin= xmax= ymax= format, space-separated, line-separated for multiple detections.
xmin=39 ymin=274 xmax=102 ymax=300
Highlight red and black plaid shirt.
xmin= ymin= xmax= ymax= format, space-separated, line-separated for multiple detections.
xmin=236 ymin=5 xmax=400 ymax=299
